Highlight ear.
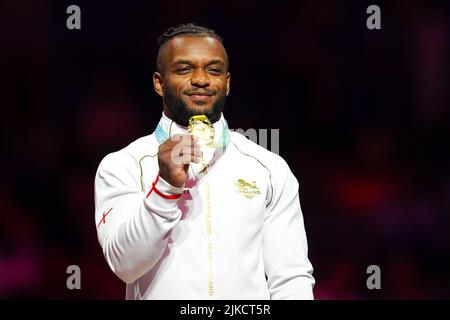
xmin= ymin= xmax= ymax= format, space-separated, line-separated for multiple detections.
xmin=226 ymin=72 xmax=231 ymax=96
xmin=153 ymin=72 xmax=164 ymax=97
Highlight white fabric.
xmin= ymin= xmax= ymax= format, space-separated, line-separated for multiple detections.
xmin=94 ymin=112 xmax=315 ymax=300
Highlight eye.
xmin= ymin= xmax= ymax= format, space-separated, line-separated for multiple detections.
xmin=176 ymin=67 xmax=192 ymax=74
xmin=208 ymin=67 xmax=223 ymax=75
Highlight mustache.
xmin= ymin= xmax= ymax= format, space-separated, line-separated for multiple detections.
xmin=184 ymin=88 xmax=216 ymax=96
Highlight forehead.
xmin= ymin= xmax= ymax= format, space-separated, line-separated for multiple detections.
xmin=163 ymin=36 xmax=227 ymax=64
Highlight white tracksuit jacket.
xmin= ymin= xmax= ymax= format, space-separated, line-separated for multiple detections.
xmin=94 ymin=112 xmax=315 ymax=299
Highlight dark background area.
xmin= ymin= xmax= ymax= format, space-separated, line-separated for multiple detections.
xmin=1 ymin=0 xmax=449 ymax=299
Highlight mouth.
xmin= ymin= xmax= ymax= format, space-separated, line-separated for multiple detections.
xmin=186 ymin=91 xmax=214 ymax=102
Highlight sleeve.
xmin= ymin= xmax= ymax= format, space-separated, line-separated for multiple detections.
xmin=94 ymin=153 xmax=184 ymax=284
xmin=262 ymin=157 xmax=315 ymax=300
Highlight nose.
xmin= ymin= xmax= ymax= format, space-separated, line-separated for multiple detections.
xmin=190 ymin=69 xmax=210 ymax=87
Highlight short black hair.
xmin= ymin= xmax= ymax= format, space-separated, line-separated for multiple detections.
xmin=156 ymin=23 xmax=228 ymax=73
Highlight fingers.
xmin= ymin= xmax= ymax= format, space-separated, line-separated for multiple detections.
xmin=171 ymin=138 xmax=202 ymax=157
xmin=171 ymin=134 xmax=198 ymax=146
xmin=171 ymin=135 xmax=201 ymax=151
xmin=179 ymin=153 xmax=202 ymax=165
xmin=172 ymin=152 xmax=201 ymax=166
xmin=169 ymin=135 xmax=203 ymax=165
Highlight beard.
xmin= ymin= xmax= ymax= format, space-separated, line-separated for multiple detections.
xmin=163 ymin=88 xmax=226 ymax=127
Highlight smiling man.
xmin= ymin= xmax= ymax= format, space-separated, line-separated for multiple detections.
xmin=154 ymin=32 xmax=229 ymax=127
xmin=94 ymin=23 xmax=315 ymax=300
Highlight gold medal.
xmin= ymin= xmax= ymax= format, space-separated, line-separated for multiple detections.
xmin=188 ymin=115 xmax=215 ymax=146
xmin=188 ymin=115 xmax=215 ymax=175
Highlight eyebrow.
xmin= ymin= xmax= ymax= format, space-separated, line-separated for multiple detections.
xmin=171 ymin=59 xmax=226 ymax=67
xmin=206 ymin=59 xmax=226 ymax=67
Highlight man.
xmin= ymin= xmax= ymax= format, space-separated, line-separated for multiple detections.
xmin=94 ymin=23 xmax=315 ymax=299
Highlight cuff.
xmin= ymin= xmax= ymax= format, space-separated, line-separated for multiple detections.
xmin=153 ymin=175 xmax=184 ymax=197
xmin=143 ymin=174 xmax=184 ymax=219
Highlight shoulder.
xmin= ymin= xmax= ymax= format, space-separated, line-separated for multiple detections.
xmin=229 ymin=131 xmax=291 ymax=175
xmin=229 ymin=131 xmax=299 ymax=205
xmin=97 ymin=134 xmax=157 ymax=175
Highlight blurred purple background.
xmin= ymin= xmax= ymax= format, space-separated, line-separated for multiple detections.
xmin=1 ymin=0 xmax=449 ymax=299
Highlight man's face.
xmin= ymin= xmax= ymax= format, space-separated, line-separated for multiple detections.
xmin=153 ymin=36 xmax=230 ymax=126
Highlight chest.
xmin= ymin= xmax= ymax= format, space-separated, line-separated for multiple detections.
xmin=139 ymin=147 xmax=271 ymax=219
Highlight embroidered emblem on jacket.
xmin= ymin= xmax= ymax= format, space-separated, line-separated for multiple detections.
xmin=97 ymin=207 xmax=113 ymax=228
xmin=235 ymin=179 xmax=261 ymax=199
